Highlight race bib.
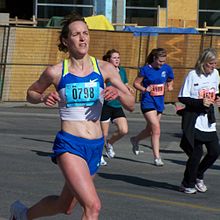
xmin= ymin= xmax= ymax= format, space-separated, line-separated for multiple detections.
xmin=65 ymin=81 xmax=100 ymax=107
xmin=198 ymin=88 xmax=216 ymax=101
xmin=150 ymin=84 xmax=165 ymax=96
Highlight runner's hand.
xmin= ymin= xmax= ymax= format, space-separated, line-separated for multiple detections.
xmin=103 ymin=86 xmax=119 ymax=101
xmin=203 ymin=97 xmax=214 ymax=107
xmin=41 ymin=91 xmax=61 ymax=107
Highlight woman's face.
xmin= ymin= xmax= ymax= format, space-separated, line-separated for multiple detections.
xmin=204 ymin=59 xmax=217 ymax=74
xmin=153 ymin=56 xmax=166 ymax=68
xmin=109 ymin=52 xmax=120 ymax=67
xmin=64 ymin=21 xmax=90 ymax=58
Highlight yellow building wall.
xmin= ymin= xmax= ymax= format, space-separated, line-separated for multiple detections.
xmin=167 ymin=0 xmax=198 ymax=27
xmin=158 ymin=7 xmax=167 ymax=27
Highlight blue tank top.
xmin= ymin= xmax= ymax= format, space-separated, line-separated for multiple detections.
xmin=57 ymin=56 xmax=105 ymax=121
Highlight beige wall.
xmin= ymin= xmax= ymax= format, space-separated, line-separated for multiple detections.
xmin=158 ymin=7 xmax=167 ymax=27
xmin=167 ymin=0 xmax=198 ymax=27
xmin=1 ymin=26 xmax=220 ymax=103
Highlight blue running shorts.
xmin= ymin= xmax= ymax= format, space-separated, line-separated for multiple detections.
xmin=52 ymin=130 xmax=104 ymax=175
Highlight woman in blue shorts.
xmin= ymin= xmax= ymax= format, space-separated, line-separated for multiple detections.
xmin=9 ymin=12 xmax=134 ymax=220
xmin=130 ymin=48 xmax=174 ymax=166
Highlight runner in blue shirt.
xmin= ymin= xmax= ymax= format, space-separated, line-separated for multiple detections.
xmin=130 ymin=48 xmax=174 ymax=166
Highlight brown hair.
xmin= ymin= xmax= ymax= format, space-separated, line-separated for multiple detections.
xmin=146 ymin=48 xmax=167 ymax=64
xmin=58 ymin=11 xmax=87 ymax=53
xmin=103 ymin=49 xmax=120 ymax=61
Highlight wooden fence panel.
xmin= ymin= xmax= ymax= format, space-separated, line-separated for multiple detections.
xmin=1 ymin=27 xmax=220 ymax=102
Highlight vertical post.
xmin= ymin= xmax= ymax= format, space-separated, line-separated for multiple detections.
xmin=183 ymin=20 xmax=186 ymax=27
xmin=166 ymin=0 xmax=168 ymax=27
xmin=204 ymin=21 xmax=207 ymax=34
xmin=114 ymin=0 xmax=125 ymax=31
xmin=105 ymin=0 xmax=113 ymax=22
xmin=92 ymin=0 xmax=97 ymax=15
xmin=0 ymin=26 xmax=10 ymax=100
xmin=33 ymin=15 xmax=36 ymax=27
xmin=15 ymin=16 xmax=18 ymax=26
xmin=157 ymin=5 xmax=160 ymax=27
xmin=34 ymin=0 xmax=38 ymax=19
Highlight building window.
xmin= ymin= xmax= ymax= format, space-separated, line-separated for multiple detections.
xmin=35 ymin=0 xmax=94 ymax=26
xmin=126 ymin=0 xmax=167 ymax=26
xmin=126 ymin=0 xmax=166 ymax=8
xmin=199 ymin=0 xmax=220 ymax=33
xmin=38 ymin=0 xmax=92 ymax=3
xmin=199 ymin=0 xmax=220 ymax=10
xmin=126 ymin=9 xmax=158 ymax=26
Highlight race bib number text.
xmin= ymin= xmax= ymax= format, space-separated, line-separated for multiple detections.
xmin=65 ymin=81 xmax=100 ymax=107
xmin=198 ymin=88 xmax=216 ymax=101
xmin=150 ymin=84 xmax=165 ymax=96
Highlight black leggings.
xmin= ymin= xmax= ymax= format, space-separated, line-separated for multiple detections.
xmin=182 ymin=131 xmax=220 ymax=188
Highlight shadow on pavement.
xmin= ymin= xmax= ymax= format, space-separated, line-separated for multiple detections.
xmin=31 ymin=150 xmax=53 ymax=157
xmin=22 ymin=137 xmax=53 ymax=143
xmin=98 ymin=172 xmax=179 ymax=191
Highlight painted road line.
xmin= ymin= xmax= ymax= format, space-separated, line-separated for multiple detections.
xmin=97 ymin=189 xmax=220 ymax=213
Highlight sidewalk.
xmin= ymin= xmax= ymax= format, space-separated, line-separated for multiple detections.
xmin=0 ymin=101 xmax=177 ymax=114
xmin=0 ymin=101 xmax=219 ymax=120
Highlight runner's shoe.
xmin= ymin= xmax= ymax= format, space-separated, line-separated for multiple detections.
xmin=130 ymin=137 xmax=139 ymax=155
xmin=100 ymin=156 xmax=107 ymax=166
xmin=195 ymin=179 xmax=207 ymax=192
xmin=10 ymin=200 xmax=28 ymax=220
xmin=179 ymin=184 xmax=197 ymax=194
xmin=154 ymin=158 xmax=164 ymax=166
xmin=105 ymin=142 xmax=115 ymax=158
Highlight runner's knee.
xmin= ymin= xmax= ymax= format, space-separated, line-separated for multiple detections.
xmin=118 ymin=127 xmax=128 ymax=136
xmin=151 ymin=124 xmax=160 ymax=136
xmin=84 ymin=197 xmax=101 ymax=217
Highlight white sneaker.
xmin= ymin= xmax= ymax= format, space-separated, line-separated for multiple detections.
xmin=10 ymin=200 xmax=28 ymax=220
xmin=130 ymin=137 xmax=139 ymax=155
xmin=195 ymin=179 xmax=207 ymax=192
xmin=105 ymin=142 xmax=115 ymax=158
xmin=100 ymin=156 xmax=107 ymax=166
xmin=179 ymin=184 xmax=197 ymax=194
xmin=154 ymin=158 xmax=164 ymax=166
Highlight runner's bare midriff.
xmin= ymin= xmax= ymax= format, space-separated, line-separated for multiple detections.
xmin=61 ymin=120 xmax=102 ymax=139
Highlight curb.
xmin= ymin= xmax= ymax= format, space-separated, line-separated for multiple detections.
xmin=0 ymin=102 xmax=219 ymax=119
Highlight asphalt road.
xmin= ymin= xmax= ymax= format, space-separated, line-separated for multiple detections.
xmin=0 ymin=105 xmax=220 ymax=220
